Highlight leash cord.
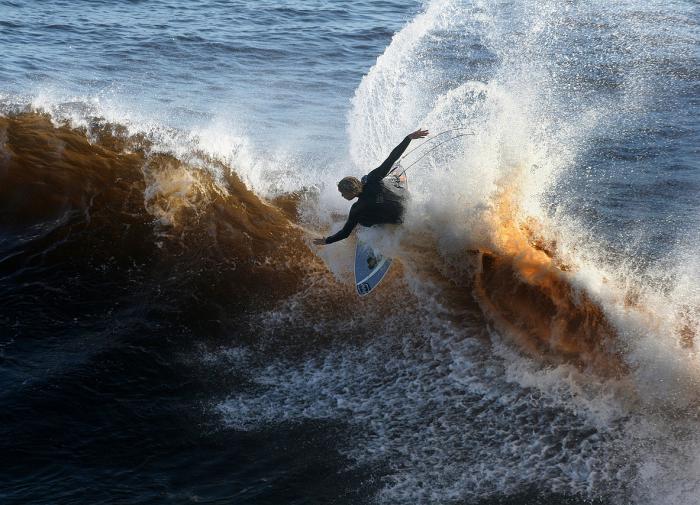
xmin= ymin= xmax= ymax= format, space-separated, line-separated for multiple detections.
xmin=392 ymin=133 xmax=470 ymax=176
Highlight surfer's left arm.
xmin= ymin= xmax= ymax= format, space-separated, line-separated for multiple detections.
xmin=313 ymin=209 xmax=359 ymax=245
xmin=365 ymin=128 xmax=430 ymax=183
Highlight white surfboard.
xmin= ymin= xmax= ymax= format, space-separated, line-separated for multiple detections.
xmin=354 ymin=241 xmax=392 ymax=296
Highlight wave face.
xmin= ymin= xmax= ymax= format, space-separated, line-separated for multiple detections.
xmin=1 ymin=0 xmax=698 ymax=504
xmin=0 ymin=112 xmax=314 ymax=325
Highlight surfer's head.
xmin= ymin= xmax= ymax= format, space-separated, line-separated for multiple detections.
xmin=337 ymin=176 xmax=362 ymax=200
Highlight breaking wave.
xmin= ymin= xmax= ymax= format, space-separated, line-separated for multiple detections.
xmin=2 ymin=0 xmax=697 ymax=502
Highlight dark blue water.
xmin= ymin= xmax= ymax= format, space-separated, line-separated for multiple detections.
xmin=1 ymin=0 xmax=417 ymax=152
xmin=1 ymin=0 xmax=698 ymax=504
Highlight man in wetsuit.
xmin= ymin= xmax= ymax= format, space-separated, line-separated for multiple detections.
xmin=313 ymin=128 xmax=429 ymax=245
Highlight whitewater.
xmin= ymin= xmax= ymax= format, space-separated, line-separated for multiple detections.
xmin=1 ymin=0 xmax=698 ymax=504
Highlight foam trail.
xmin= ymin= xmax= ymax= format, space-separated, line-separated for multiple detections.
xmin=217 ymin=320 xmax=632 ymax=504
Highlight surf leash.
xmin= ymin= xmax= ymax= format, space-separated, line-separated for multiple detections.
xmin=392 ymin=132 xmax=471 ymax=177
xmin=399 ymin=127 xmax=474 ymax=161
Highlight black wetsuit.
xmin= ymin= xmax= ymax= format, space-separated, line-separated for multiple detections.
xmin=324 ymin=136 xmax=411 ymax=244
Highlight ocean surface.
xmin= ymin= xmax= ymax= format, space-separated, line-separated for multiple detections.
xmin=1 ymin=0 xmax=698 ymax=504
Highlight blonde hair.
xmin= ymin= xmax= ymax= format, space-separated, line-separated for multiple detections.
xmin=337 ymin=176 xmax=363 ymax=195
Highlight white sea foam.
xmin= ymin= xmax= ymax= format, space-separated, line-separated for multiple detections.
xmin=217 ymin=304 xmax=632 ymax=503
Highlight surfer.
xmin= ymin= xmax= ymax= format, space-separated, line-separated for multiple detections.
xmin=313 ymin=128 xmax=429 ymax=245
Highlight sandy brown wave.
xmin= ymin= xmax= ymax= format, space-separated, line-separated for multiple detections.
xmin=5 ymin=112 xmax=686 ymax=374
xmin=467 ymin=177 xmax=626 ymax=375
xmin=0 ymin=112 xmax=324 ymax=327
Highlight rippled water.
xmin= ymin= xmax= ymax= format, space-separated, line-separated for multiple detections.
xmin=1 ymin=0 xmax=416 ymax=151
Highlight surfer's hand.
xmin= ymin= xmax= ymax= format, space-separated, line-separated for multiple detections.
xmin=408 ymin=128 xmax=429 ymax=140
xmin=312 ymin=238 xmax=326 ymax=246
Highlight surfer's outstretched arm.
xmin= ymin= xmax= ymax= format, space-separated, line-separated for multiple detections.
xmin=365 ymin=128 xmax=429 ymax=183
xmin=314 ymin=209 xmax=359 ymax=245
